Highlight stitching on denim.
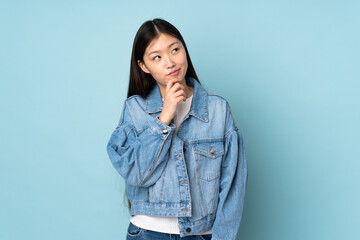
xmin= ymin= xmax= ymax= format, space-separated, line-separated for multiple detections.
xmin=139 ymin=133 xmax=167 ymax=186
xmin=188 ymin=138 xmax=225 ymax=144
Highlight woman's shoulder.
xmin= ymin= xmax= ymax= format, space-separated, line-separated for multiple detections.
xmin=207 ymin=92 xmax=228 ymax=101
xmin=207 ymin=92 xmax=240 ymax=134
xmin=119 ymin=95 xmax=147 ymax=116
xmin=125 ymin=94 xmax=145 ymax=102
xmin=124 ymin=94 xmax=146 ymax=106
xmin=206 ymin=92 xmax=237 ymax=124
xmin=207 ymin=92 xmax=231 ymax=109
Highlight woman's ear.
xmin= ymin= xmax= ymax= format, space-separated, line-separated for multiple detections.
xmin=137 ymin=60 xmax=150 ymax=74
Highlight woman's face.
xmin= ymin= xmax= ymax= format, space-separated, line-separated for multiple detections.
xmin=138 ymin=33 xmax=188 ymax=88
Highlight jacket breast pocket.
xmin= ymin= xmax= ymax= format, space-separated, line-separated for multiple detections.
xmin=194 ymin=141 xmax=225 ymax=182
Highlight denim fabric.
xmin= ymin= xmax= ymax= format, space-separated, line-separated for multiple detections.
xmin=107 ymin=77 xmax=248 ymax=240
xmin=126 ymin=222 xmax=212 ymax=240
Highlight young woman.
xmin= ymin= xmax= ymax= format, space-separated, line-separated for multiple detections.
xmin=106 ymin=18 xmax=248 ymax=240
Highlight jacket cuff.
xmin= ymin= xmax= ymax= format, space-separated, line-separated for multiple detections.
xmin=148 ymin=116 xmax=176 ymax=139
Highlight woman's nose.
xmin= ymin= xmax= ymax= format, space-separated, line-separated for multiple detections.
xmin=165 ymin=55 xmax=175 ymax=68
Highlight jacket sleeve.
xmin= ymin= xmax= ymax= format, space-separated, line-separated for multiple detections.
xmin=106 ymin=100 xmax=176 ymax=187
xmin=211 ymin=118 xmax=248 ymax=239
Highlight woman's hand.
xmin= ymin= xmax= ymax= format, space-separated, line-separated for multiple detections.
xmin=158 ymin=78 xmax=187 ymax=126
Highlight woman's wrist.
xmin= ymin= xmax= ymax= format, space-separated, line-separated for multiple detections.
xmin=158 ymin=115 xmax=171 ymax=126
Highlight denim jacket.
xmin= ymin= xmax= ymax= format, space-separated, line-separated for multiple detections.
xmin=106 ymin=77 xmax=248 ymax=240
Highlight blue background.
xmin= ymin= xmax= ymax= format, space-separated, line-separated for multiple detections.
xmin=1 ymin=1 xmax=359 ymax=239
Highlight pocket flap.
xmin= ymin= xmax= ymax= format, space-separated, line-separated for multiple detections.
xmin=194 ymin=141 xmax=225 ymax=159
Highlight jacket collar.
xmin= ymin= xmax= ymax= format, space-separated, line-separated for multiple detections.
xmin=145 ymin=77 xmax=208 ymax=122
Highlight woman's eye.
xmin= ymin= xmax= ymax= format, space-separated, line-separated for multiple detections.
xmin=153 ymin=56 xmax=160 ymax=60
xmin=173 ymin=48 xmax=179 ymax=53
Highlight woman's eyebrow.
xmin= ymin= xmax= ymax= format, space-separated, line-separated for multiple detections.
xmin=148 ymin=41 xmax=180 ymax=56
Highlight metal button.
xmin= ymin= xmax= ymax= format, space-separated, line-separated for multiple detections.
xmin=179 ymin=180 xmax=187 ymax=184
xmin=175 ymin=154 xmax=182 ymax=158
xmin=210 ymin=146 xmax=215 ymax=155
xmin=181 ymin=208 xmax=188 ymax=211
xmin=160 ymin=129 xmax=168 ymax=134
xmin=186 ymin=228 xmax=191 ymax=232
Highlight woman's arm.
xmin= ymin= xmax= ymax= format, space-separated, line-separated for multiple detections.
xmin=106 ymin=100 xmax=176 ymax=187
xmin=211 ymin=102 xmax=248 ymax=240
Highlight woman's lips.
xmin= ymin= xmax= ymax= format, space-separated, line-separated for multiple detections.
xmin=169 ymin=69 xmax=180 ymax=76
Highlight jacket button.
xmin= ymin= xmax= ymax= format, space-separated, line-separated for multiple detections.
xmin=160 ymin=129 xmax=168 ymax=134
xmin=210 ymin=146 xmax=215 ymax=154
xmin=186 ymin=228 xmax=191 ymax=232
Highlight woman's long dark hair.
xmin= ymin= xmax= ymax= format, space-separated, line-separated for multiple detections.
xmin=124 ymin=18 xmax=200 ymax=213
